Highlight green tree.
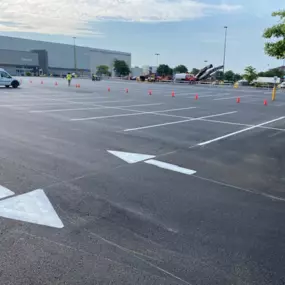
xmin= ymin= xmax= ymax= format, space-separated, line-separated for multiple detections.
xmin=173 ymin=65 xmax=188 ymax=74
xmin=96 ymin=65 xmax=109 ymax=76
xmin=113 ymin=59 xmax=130 ymax=76
xmin=234 ymin=73 xmax=242 ymax=81
xmin=190 ymin=68 xmax=200 ymax=75
xmin=262 ymin=68 xmax=284 ymax=78
xmin=215 ymin=71 xmax=224 ymax=81
xmin=263 ymin=10 xmax=285 ymax=59
xmin=157 ymin=64 xmax=173 ymax=76
xmin=224 ymin=70 xmax=235 ymax=81
xmin=243 ymin=66 xmax=258 ymax=83
xmin=258 ymin=71 xmax=266 ymax=77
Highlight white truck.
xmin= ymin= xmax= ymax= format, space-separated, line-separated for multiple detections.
xmin=0 ymin=68 xmax=20 ymax=88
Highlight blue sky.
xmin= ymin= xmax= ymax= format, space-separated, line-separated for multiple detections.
xmin=0 ymin=0 xmax=284 ymax=73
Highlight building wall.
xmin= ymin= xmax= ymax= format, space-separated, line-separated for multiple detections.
xmin=90 ymin=50 xmax=131 ymax=76
xmin=131 ymin=67 xmax=143 ymax=77
xmin=0 ymin=36 xmax=131 ymax=74
xmin=142 ymin=65 xmax=157 ymax=75
xmin=0 ymin=49 xmax=38 ymax=66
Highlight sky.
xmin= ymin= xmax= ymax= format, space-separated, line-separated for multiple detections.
xmin=0 ymin=0 xmax=284 ymax=73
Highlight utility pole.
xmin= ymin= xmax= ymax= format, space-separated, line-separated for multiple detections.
xmin=155 ymin=53 xmax=160 ymax=66
xmin=73 ymin=37 xmax=77 ymax=73
xmin=222 ymin=26 xmax=228 ymax=75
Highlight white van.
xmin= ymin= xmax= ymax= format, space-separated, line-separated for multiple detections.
xmin=0 ymin=68 xmax=20 ymax=88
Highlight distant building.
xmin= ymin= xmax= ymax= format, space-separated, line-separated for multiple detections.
xmin=0 ymin=35 xmax=131 ymax=76
xmin=142 ymin=65 xmax=157 ymax=75
xmin=131 ymin=67 xmax=143 ymax=77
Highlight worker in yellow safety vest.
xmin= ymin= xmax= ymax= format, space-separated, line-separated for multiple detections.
xmin=66 ymin=73 xmax=72 ymax=86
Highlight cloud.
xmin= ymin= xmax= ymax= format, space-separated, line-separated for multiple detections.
xmin=0 ymin=0 xmax=241 ymax=36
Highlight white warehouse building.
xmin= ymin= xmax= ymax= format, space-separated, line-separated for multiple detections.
xmin=0 ymin=36 xmax=131 ymax=76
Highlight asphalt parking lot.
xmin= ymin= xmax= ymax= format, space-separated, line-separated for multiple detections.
xmin=0 ymin=77 xmax=285 ymax=285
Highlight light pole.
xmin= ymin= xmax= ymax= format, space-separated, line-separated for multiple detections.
xmin=222 ymin=26 xmax=228 ymax=75
xmin=155 ymin=53 xmax=160 ymax=66
xmin=73 ymin=37 xmax=77 ymax=73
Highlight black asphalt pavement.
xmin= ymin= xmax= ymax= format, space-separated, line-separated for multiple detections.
xmin=0 ymin=78 xmax=285 ymax=284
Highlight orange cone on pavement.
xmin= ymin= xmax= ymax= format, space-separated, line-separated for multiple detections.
xmin=126 ymin=88 xmax=129 ymax=93
xmin=108 ymin=87 xmax=110 ymax=92
xmin=171 ymin=91 xmax=175 ymax=97
xmin=148 ymin=90 xmax=152 ymax=95
xmin=236 ymin=97 xmax=240 ymax=103
xmin=264 ymin=99 xmax=267 ymax=106
xmin=195 ymin=94 xmax=198 ymax=100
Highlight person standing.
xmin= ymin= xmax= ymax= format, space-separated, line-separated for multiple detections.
xmin=66 ymin=73 xmax=72 ymax=86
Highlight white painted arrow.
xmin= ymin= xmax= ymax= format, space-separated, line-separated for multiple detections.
xmin=0 ymin=189 xmax=64 ymax=228
xmin=107 ymin=150 xmax=155 ymax=164
xmin=108 ymin=150 xmax=196 ymax=176
xmin=0 ymin=185 xmax=15 ymax=199
xmin=145 ymin=159 xmax=196 ymax=175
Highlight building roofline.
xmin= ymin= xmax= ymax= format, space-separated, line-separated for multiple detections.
xmin=0 ymin=35 xmax=131 ymax=56
xmin=0 ymin=48 xmax=37 ymax=54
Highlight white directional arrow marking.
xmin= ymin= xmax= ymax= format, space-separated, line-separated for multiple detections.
xmin=108 ymin=150 xmax=196 ymax=176
xmin=0 ymin=189 xmax=64 ymax=228
xmin=145 ymin=159 xmax=196 ymax=175
xmin=108 ymin=150 xmax=155 ymax=164
xmin=0 ymin=185 xmax=15 ymax=199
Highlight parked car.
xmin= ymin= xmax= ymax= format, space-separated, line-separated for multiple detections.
xmin=279 ymin=82 xmax=285 ymax=89
xmin=0 ymin=68 xmax=20 ymax=88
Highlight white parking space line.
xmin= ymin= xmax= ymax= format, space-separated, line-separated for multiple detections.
xmin=163 ymin=91 xmax=219 ymax=97
xmin=30 ymin=103 xmax=164 ymax=113
xmin=198 ymin=116 xmax=285 ymax=146
xmin=70 ymin=107 xmax=197 ymax=121
xmin=213 ymin=95 xmax=256 ymax=101
xmin=200 ymin=118 xmax=285 ymax=132
xmin=124 ymin=111 xmax=237 ymax=132
xmin=199 ymin=92 xmax=232 ymax=98
xmin=0 ymin=99 xmax=134 ymax=108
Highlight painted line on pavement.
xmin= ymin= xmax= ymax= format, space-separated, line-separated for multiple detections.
xmin=198 ymin=116 xmax=285 ymax=146
xmin=213 ymin=95 xmax=256 ymax=101
xmin=124 ymin=111 xmax=237 ymax=132
xmin=30 ymin=103 xmax=164 ymax=113
xmin=0 ymin=99 xmax=134 ymax=108
xmin=70 ymin=107 xmax=197 ymax=121
xmin=200 ymin=118 xmax=285 ymax=132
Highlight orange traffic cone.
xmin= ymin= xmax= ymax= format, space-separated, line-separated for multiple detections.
xmin=148 ymin=90 xmax=152 ymax=95
xmin=195 ymin=94 xmax=198 ymax=100
xmin=236 ymin=97 xmax=240 ymax=103
xmin=171 ymin=91 xmax=175 ymax=97
xmin=126 ymin=88 xmax=129 ymax=93
xmin=264 ymin=99 xmax=267 ymax=106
